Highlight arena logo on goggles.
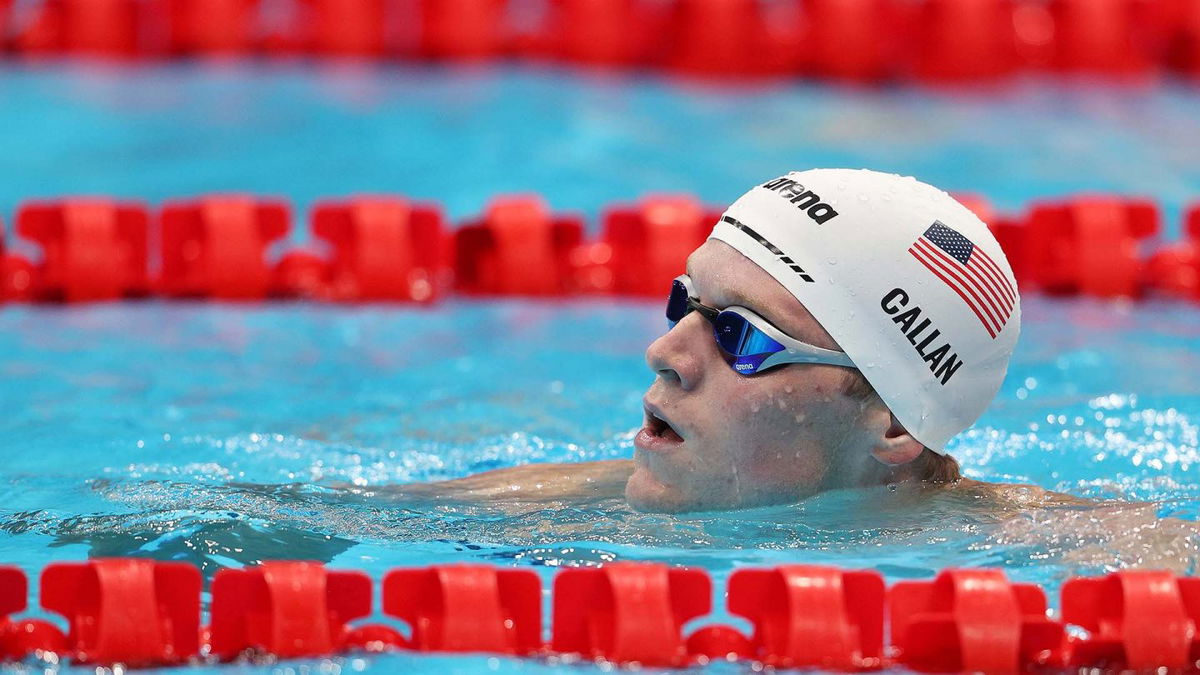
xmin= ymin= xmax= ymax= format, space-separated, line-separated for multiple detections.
xmin=760 ymin=176 xmax=840 ymax=224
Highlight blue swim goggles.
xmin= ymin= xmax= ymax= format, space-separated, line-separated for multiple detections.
xmin=666 ymin=275 xmax=857 ymax=375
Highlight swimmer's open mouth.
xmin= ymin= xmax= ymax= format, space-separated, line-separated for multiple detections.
xmin=643 ymin=405 xmax=684 ymax=444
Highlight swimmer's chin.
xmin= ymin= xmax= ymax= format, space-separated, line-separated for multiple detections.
xmin=623 ymin=467 xmax=679 ymax=513
xmin=624 ymin=467 xmax=731 ymax=514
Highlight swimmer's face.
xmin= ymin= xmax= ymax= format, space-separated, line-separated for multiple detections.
xmin=626 ymin=240 xmax=890 ymax=513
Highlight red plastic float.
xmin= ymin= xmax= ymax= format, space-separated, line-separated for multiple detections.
xmin=890 ymin=568 xmax=1065 ymax=672
xmin=915 ymin=0 xmax=1020 ymax=82
xmin=728 ymin=565 xmax=885 ymax=669
xmin=803 ymin=0 xmax=909 ymax=82
xmin=1047 ymin=0 xmax=1162 ymax=75
xmin=0 ymin=0 xmax=1196 ymax=79
xmin=1143 ymin=206 xmax=1200 ymax=300
xmin=69 ymin=0 xmax=143 ymax=57
xmin=9 ymin=0 xmax=60 ymax=54
xmin=667 ymin=0 xmax=791 ymax=77
xmin=1164 ymin=0 xmax=1200 ymax=76
xmin=0 ymin=217 xmax=10 ymax=302
xmin=0 ymin=618 xmax=68 ymax=662
xmin=1144 ymin=244 xmax=1200 ymax=300
xmin=0 ymin=567 xmax=28 ymax=659
xmin=14 ymin=0 xmax=146 ymax=58
xmin=271 ymin=249 xmax=329 ymax=299
xmin=419 ymin=0 xmax=507 ymax=60
xmin=166 ymin=0 xmax=260 ymax=56
xmin=0 ymin=561 xmax=1194 ymax=670
xmin=685 ymin=624 xmax=755 ymax=663
xmin=534 ymin=0 xmax=656 ymax=67
xmin=0 ymin=567 xmax=20 ymax=619
xmin=987 ymin=214 xmax=1037 ymax=291
xmin=1062 ymin=570 xmax=1200 ymax=669
xmin=311 ymin=196 xmax=449 ymax=302
xmin=0 ymin=567 xmax=68 ymax=662
xmin=383 ymin=564 xmax=540 ymax=654
xmin=552 ymin=562 xmax=710 ymax=666
xmin=601 ymin=195 xmax=717 ymax=296
xmin=159 ymin=195 xmax=290 ymax=299
xmin=40 ymin=559 xmax=200 ymax=666
xmin=0 ymin=253 xmax=36 ymax=302
xmin=209 ymin=561 xmax=375 ymax=659
xmin=455 ymin=195 xmax=583 ymax=296
xmin=16 ymin=199 xmax=149 ymax=302
xmin=299 ymin=0 xmax=388 ymax=58
xmin=1024 ymin=196 xmax=1160 ymax=297
xmin=0 ymin=0 xmax=10 ymax=44
xmin=0 ymin=191 xmax=1197 ymax=305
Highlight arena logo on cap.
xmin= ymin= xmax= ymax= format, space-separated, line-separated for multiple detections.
xmin=760 ymin=176 xmax=839 ymax=224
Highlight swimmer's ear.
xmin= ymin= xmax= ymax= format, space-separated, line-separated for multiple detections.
xmin=869 ymin=413 xmax=924 ymax=466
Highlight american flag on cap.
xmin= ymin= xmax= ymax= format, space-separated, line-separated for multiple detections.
xmin=908 ymin=221 xmax=1016 ymax=339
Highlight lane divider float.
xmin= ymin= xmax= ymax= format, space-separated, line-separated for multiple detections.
xmin=1 ymin=0 xmax=1198 ymax=81
xmin=2 ymin=193 xmax=1199 ymax=305
xmin=0 ymin=560 xmax=1197 ymax=671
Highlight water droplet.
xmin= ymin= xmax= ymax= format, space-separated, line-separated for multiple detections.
xmin=857 ymin=194 xmax=870 ymax=203
xmin=827 ymin=258 xmax=838 ymax=265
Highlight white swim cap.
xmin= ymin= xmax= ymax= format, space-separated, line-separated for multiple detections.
xmin=709 ymin=169 xmax=1020 ymax=453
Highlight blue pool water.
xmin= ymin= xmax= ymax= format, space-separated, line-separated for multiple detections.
xmin=1 ymin=64 xmax=1200 ymax=672
xmin=1 ymin=64 xmax=1199 ymax=235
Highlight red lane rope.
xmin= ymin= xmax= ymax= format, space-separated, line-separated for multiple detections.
xmin=1 ymin=0 xmax=1198 ymax=83
xmin=1 ymin=193 xmax=1198 ymax=305
xmin=0 ymin=560 xmax=1197 ymax=671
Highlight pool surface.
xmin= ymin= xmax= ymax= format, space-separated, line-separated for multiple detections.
xmin=1 ymin=63 xmax=1199 ymax=672
xmin=1 ymin=64 xmax=1199 ymax=234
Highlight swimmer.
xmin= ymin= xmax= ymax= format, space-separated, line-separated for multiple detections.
xmin=382 ymin=168 xmax=1051 ymax=514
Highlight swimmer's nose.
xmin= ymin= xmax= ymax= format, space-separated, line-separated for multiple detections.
xmin=645 ymin=314 xmax=709 ymax=390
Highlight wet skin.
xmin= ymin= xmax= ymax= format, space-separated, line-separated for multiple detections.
xmin=625 ymin=239 xmax=926 ymax=512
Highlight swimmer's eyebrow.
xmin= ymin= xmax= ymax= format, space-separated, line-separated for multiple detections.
xmin=686 ymin=259 xmax=829 ymax=346
xmin=685 ymin=260 xmax=757 ymax=313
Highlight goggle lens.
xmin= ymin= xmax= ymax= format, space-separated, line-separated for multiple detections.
xmin=665 ymin=278 xmax=691 ymax=326
xmin=665 ymin=275 xmax=800 ymax=376
xmin=713 ymin=312 xmax=785 ymax=357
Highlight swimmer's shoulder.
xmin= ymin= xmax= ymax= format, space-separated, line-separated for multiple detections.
xmin=363 ymin=459 xmax=634 ymax=504
xmin=910 ymin=477 xmax=1095 ymax=518
xmin=951 ymin=478 xmax=1092 ymax=506
xmin=437 ymin=460 xmax=634 ymax=500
